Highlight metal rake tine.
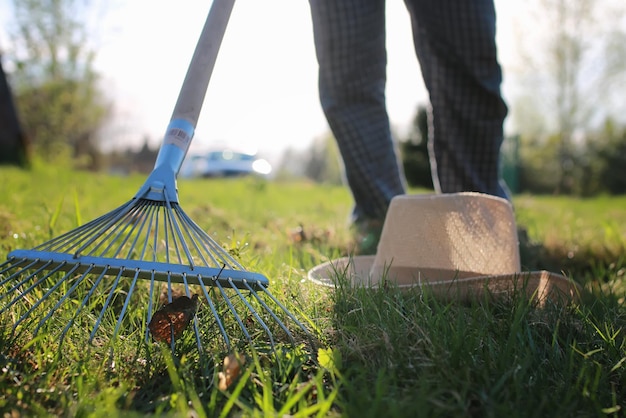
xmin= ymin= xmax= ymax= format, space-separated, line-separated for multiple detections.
xmin=176 ymin=207 xmax=217 ymax=267
xmin=1 ymin=258 xmax=30 ymax=280
xmin=214 ymin=278 xmax=253 ymax=343
xmin=120 ymin=202 xmax=155 ymax=260
xmin=32 ymin=265 xmax=95 ymax=336
xmin=163 ymin=272 xmax=176 ymax=353
xmin=176 ymin=208 xmax=246 ymax=269
xmin=111 ymin=269 xmax=141 ymax=341
xmin=91 ymin=202 xmax=150 ymax=258
xmin=191 ymin=316 xmax=203 ymax=353
xmin=89 ymin=268 xmax=125 ymax=343
xmin=182 ymin=273 xmax=204 ymax=353
xmin=172 ymin=207 xmax=211 ymax=267
xmin=150 ymin=203 xmax=162 ymax=263
xmin=0 ymin=258 xmax=14 ymax=275
xmin=155 ymin=270 xmax=182 ymax=352
xmin=248 ymin=280 xmax=312 ymax=340
xmin=136 ymin=201 xmax=167 ymax=261
xmin=155 ymin=201 xmax=172 ymax=265
xmin=1 ymin=261 xmax=53 ymax=298
xmin=0 ymin=260 xmax=61 ymax=313
xmin=161 ymin=202 xmax=181 ymax=268
xmin=145 ymin=271 xmax=157 ymax=343
xmin=166 ymin=273 xmax=173 ymax=302
xmin=11 ymin=263 xmax=80 ymax=332
xmin=59 ymin=268 xmax=109 ymax=346
xmin=161 ymin=200 xmax=182 ymax=266
xmin=42 ymin=200 xmax=135 ymax=254
xmin=0 ymin=258 xmax=45 ymax=294
xmin=95 ymin=201 xmax=155 ymax=255
xmin=242 ymin=281 xmax=299 ymax=343
xmin=33 ymin=209 xmax=111 ymax=252
xmin=197 ymin=275 xmax=231 ymax=349
xmin=51 ymin=207 xmax=122 ymax=254
xmin=226 ymin=278 xmax=276 ymax=348
xmin=72 ymin=199 xmax=149 ymax=258
xmin=174 ymin=206 xmax=235 ymax=268
xmin=136 ymin=202 xmax=160 ymax=261
xmin=163 ymin=197 xmax=196 ymax=268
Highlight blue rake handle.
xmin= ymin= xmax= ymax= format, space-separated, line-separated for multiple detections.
xmin=136 ymin=0 xmax=236 ymax=203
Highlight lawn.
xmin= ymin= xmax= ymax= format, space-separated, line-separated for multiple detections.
xmin=1 ymin=164 xmax=625 ymax=417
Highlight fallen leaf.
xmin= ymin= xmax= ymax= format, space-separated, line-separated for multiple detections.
xmin=288 ymin=223 xmax=307 ymax=243
xmin=148 ymin=294 xmax=199 ymax=344
xmin=317 ymin=347 xmax=342 ymax=375
xmin=218 ymin=352 xmax=245 ymax=390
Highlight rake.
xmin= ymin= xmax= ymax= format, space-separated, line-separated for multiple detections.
xmin=0 ymin=0 xmax=310 ymax=355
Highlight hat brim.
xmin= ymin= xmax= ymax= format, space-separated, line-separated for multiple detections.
xmin=307 ymin=256 xmax=581 ymax=304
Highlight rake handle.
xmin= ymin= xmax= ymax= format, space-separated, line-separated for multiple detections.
xmin=171 ymin=0 xmax=235 ymax=128
xmin=140 ymin=0 xmax=235 ymax=202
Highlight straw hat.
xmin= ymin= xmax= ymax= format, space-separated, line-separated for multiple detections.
xmin=308 ymin=193 xmax=580 ymax=304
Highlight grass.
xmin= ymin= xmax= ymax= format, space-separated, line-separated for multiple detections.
xmin=1 ymin=164 xmax=625 ymax=417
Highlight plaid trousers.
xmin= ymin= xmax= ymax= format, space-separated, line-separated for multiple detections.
xmin=310 ymin=0 xmax=509 ymax=223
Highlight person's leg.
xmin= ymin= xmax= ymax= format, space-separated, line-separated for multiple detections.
xmin=404 ymin=0 xmax=509 ymax=198
xmin=310 ymin=0 xmax=406 ymax=225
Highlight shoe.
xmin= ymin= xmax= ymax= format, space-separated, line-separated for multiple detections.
xmin=350 ymin=218 xmax=384 ymax=255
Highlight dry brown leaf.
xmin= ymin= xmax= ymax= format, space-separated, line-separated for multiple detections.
xmin=288 ymin=224 xmax=307 ymax=243
xmin=218 ymin=352 xmax=246 ymax=390
xmin=148 ymin=294 xmax=199 ymax=344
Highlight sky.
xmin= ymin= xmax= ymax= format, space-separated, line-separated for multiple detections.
xmin=0 ymin=0 xmax=523 ymax=164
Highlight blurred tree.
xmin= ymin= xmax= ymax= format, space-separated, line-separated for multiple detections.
xmin=517 ymin=118 xmax=626 ymax=196
xmin=274 ymin=147 xmax=306 ymax=180
xmin=303 ymin=133 xmax=343 ymax=185
xmin=518 ymin=134 xmax=561 ymax=194
xmin=510 ymin=0 xmax=626 ymax=194
xmin=399 ymin=105 xmax=433 ymax=190
xmin=596 ymin=120 xmax=626 ymax=194
xmin=5 ymin=0 xmax=109 ymax=167
xmin=0 ymin=55 xmax=30 ymax=167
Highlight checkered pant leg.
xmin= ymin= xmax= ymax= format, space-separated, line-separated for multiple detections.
xmin=405 ymin=0 xmax=509 ymax=198
xmin=310 ymin=0 xmax=407 ymax=223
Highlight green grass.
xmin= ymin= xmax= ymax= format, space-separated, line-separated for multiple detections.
xmin=1 ymin=164 xmax=625 ymax=417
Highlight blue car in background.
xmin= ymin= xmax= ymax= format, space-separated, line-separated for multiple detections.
xmin=180 ymin=149 xmax=272 ymax=179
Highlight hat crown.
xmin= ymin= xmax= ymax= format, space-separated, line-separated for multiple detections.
xmin=370 ymin=193 xmax=520 ymax=283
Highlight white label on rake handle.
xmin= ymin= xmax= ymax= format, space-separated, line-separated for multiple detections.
xmin=164 ymin=127 xmax=192 ymax=150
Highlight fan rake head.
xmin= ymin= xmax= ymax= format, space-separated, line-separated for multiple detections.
xmin=1 ymin=0 xmax=315 ymax=367
xmin=0 ymin=196 xmax=312 ymax=356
